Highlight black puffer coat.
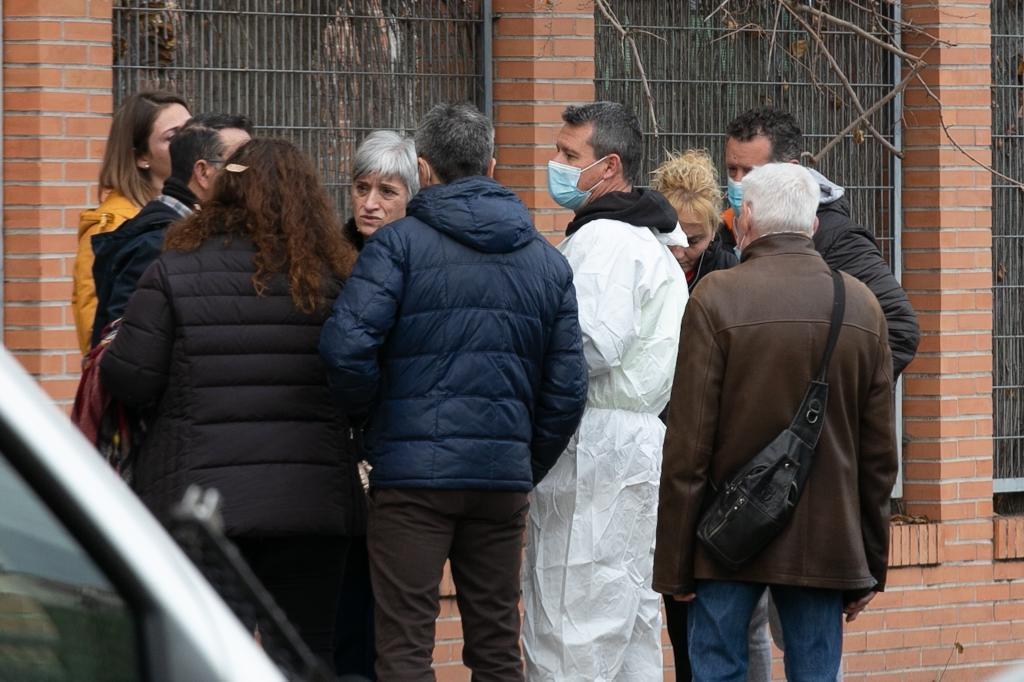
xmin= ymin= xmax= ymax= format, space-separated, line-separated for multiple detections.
xmin=100 ymin=234 xmax=354 ymax=538
xmin=813 ymin=196 xmax=919 ymax=377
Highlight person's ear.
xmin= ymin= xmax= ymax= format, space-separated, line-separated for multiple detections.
xmin=418 ymin=157 xmax=434 ymax=188
xmin=811 ymin=216 xmax=820 ymax=235
xmin=486 ymin=157 xmax=496 ymax=178
xmin=604 ymin=153 xmax=622 ymax=179
xmin=136 ymin=153 xmax=151 ymax=171
xmin=194 ymin=159 xmax=213 ymax=191
xmin=788 ymin=159 xmax=800 ymax=165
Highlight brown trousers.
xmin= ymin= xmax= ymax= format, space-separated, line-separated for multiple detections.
xmin=367 ymin=487 xmax=529 ymax=681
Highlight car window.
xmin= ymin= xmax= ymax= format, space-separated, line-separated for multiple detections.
xmin=0 ymin=452 xmax=138 ymax=681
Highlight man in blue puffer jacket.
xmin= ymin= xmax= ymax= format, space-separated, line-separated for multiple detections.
xmin=319 ymin=102 xmax=588 ymax=681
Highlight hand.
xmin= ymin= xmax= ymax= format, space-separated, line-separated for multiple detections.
xmin=673 ymin=592 xmax=697 ymax=602
xmin=843 ymin=591 xmax=876 ymax=622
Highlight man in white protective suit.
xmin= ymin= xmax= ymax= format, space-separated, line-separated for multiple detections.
xmin=521 ymin=101 xmax=689 ymax=681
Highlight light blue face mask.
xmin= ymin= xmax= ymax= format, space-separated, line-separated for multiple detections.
xmin=547 ymin=156 xmax=608 ymax=210
xmin=727 ymin=176 xmax=743 ymax=215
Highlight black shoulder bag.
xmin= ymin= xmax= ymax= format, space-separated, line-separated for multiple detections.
xmin=696 ymin=270 xmax=846 ymax=571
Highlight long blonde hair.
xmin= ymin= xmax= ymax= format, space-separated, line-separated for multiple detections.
xmin=651 ymin=149 xmax=722 ymax=237
xmin=98 ymin=91 xmax=189 ymax=207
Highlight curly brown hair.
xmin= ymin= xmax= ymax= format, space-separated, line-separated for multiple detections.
xmin=165 ymin=137 xmax=357 ymax=313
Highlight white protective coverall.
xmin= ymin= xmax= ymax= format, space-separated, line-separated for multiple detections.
xmin=522 ymin=217 xmax=688 ymax=681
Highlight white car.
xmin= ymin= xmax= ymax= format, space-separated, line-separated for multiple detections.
xmin=0 ymin=346 xmax=285 ymax=681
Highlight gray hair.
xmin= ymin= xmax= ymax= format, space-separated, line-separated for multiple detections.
xmin=562 ymin=101 xmax=643 ymax=185
xmin=414 ymin=103 xmax=493 ymax=183
xmin=352 ymin=130 xmax=419 ymax=197
xmin=742 ymin=163 xmax=819 ymax=237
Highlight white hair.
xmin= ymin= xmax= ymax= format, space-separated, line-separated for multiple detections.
xmin=741 ymin=163 xmax=819 ymax=237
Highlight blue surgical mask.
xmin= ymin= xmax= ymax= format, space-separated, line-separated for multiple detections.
xmin=547 ymin=156 xmax=608 ymax=210
xmin=727 ymin=176 xmax=743 ymax=215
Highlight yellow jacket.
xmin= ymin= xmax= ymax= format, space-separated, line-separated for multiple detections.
xmin=73 ymin=191 xmax=140 ymax=353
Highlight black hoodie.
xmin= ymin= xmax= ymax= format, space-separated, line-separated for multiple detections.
xmin=565 ymin=188 xmax=678 ymax=237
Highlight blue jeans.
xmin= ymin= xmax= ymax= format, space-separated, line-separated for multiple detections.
xmin=688 ymin=580 xmax=842 ymax=682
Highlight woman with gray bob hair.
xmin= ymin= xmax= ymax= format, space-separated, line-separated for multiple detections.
xmin=344 ymin=130 xmax=418 ymax=249
xmin=334 ymin=127 xmax=417 ymax=678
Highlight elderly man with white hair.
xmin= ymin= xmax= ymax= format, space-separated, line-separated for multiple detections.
xmin=653 ymin=163 xmax=899 ymax=682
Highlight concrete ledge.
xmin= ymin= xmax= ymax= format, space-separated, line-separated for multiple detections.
xmin=889 ymin=521 xmax=941 ymax=567
xmin=994 ymin=516 xmax=1024 ymax=561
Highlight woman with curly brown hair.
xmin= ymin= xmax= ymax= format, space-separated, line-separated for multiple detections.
xmin=100 ymin=138 xmax=359 ymax=669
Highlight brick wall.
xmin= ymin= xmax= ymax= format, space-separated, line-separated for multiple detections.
xmin=2 ymin=0 xmax=113 ymax=405
xmin=833 ymin=0 xmax=1024 ymax=677
xmin=491 ymin=0 xmax=594 ymax=242
xmin=3 ymin=1 xmax=1022 ymax=680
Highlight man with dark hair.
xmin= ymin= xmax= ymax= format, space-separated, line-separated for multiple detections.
xmin=721 ymin=106 xmax=920 ymax=378
xmin=91 ymin=113 xmax=253 ymax=343
xmin=319 ymin=102 xmax=588 ymax=680
xmin=521 ymin=101 xmax=688 ymax=680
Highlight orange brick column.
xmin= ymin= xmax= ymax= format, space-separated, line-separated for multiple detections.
xmin=900 ymin=0 xmax=994 ymax=539
xmin=3 ymin=0 xmax=114 ymax=404
xmin=833 ymin=0 xmax=1023 ymax=677
xmin=491 ymin=0 xmax=595 ymax=240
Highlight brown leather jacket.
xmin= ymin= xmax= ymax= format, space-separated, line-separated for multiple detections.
xmin=653 ymin=232 xmax=897 ymax=596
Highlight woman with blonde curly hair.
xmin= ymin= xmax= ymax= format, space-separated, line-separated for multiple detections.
xmin=651 ymin=149 xmax=737 ymax=291
xmin=100 ymin=138 xmax=358 ymax=670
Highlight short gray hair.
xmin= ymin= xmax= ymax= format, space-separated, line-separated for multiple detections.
xmin=562 ymin=101 xmax=643 ymax=185
xmin=742 ymin=163 xmax=819 ymax=237
xmin=352 ymin=130 xmax=419 ymax=197
xmin=414 ymin=103 xmax=493 ymax=183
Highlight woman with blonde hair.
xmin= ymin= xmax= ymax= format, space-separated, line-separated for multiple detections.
xmin=651 ymin=148 xmax=737 ymax=291
xmin=73 ymin=90 xmax=190 ymax=352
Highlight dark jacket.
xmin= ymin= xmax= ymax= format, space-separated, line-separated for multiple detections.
xmin=90 ymin=178 xmax=197 ymax=347
xmin=814 ymin=195 xmax=919 ymax=377
xmin=319 ymin=176 xmax=588 ymax=492
xmin=721 ymin=193 xmax=920 ymax=377
xmin=100 ymin=235 xmax=354 ymax=538
xmin=689 ymin=230 xmax=738 ymax=291
xmin=653 ymin=233 xmax=898 ymax=595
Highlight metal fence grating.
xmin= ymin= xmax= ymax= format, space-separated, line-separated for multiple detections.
xmin=992 ymin=2 xmax=1024 ymax=496
xmin=593 ymin=0 xmax=899 ymax=265
xmin=112 ymin=0 xmax=487 ymax=219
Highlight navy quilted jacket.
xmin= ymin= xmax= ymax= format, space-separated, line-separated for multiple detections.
xmin=319 ymin=176 xmax=587 ymax=491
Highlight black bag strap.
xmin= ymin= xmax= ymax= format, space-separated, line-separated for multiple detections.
xmin=789 ymin=271 xmax=845 ymax=447
xmin=815 ymin=270 xmax=846 ymax=382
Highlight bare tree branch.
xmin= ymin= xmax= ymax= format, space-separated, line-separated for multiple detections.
xmin=913 ymin=72 xmax=1024 ymax=190
xmin=783 ymin=2 xmax=900 ymax=157
xmin=594 ymin=0 xmax=661 ymax=139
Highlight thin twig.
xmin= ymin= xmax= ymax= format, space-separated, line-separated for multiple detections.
xmin=914 ymin=72 xmax=1024 ymax=189
xmin=788 ymin=1 xmax=928 ymax=64
xmin=709 ymin=22 xmax=765 ymax=44
xmin=784 ymin=3 xmax=900 ymax=157
xmin=766 ymin=0 xmax=784 ymax=65
xmin=594 ymin=0 xmax=660 ymax=139
xmin=806 ymin=60 xmax=923 ymax=164
xmin=704 ymin=0 xmax=731 ymax=23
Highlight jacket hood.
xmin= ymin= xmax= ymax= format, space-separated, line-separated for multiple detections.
xmin=808 ymin=168 xmax=845 ymax=206
xmin=78 ymin=191 xmax=139 ymax=239
xmin=406 ymin=176 xmax=535 ymax=254
xmin=565 ymin=188 xmax=679 ymax=238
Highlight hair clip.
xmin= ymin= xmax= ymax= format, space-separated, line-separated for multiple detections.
xmin=225 ymin=163 xmax=249 ymax=173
